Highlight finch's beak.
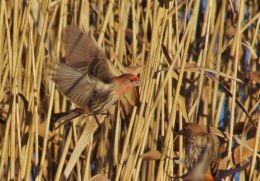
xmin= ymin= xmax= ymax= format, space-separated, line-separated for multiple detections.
xmin=134 ymin=80 xmax=142 ymax=86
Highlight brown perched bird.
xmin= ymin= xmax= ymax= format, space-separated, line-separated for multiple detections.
xmin=51 ymin=26 xmax=141 ymax=124
xmin=177 ymin=123 xmax=220 ymax=181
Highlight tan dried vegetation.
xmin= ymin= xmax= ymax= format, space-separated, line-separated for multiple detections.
xmin=0 ymin=0 xmax=259 ymax=180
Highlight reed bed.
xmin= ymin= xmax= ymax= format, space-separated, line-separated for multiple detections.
xmin=0 ymin=0 xmax=259 ymax=180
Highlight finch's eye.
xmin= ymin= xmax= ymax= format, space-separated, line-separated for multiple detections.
xmin=130 ymin=79 xmax=134 ymax=82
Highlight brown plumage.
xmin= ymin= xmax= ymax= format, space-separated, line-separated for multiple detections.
xmin=177 ymin=123 xmax=220 ymax=181
xmin=51 ymin=26 xmax=141 ymax=124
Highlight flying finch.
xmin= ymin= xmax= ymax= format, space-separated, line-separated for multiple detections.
xmin=51 ymin=26 xmax=141 ymax=124
xmin=177 ymin=123 xmax=220 ymax=181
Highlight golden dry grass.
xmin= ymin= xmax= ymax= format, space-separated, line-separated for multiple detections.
xmin=0 ymin=0 xmax=259 ymax=180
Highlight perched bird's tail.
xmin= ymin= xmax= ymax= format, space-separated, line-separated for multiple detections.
xmin=52 ymin=108 xmax=84 ymax=128
xmin=203 ymin=170 xmax=214 ymax=181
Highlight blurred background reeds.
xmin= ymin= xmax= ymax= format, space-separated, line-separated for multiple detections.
xmin=0 ymin=0 xmax=259 ymax=180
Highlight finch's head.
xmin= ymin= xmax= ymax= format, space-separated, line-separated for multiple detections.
xmin=177 ymin=123 xmax=210 ymax=137
xmin=112 ymin=73 xmax=141 ymax=96
xmin=126 ymin=74 xmax=142 ymax=86
xmin=114 ymin=73 xmax=142 ymax=87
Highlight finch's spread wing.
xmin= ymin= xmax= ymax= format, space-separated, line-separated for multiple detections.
xmin=52 ymin=63 xmax=110 ymax=108
xmin=63 ymin=26 xmax=113 ymax=82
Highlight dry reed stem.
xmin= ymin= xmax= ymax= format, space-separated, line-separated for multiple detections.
xmin=0 ymin=0 xmax=259 ymax=180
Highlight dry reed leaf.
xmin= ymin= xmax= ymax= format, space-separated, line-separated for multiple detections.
xmin=140 ymin=150 xmax=162 ymax=161
xmin=207 ymin=73 xmax=256 ymax=128
xmin=161 ymin=44 xmax=172 ymax=65
xmin=89 ymin=174 xmax=111 ymax=181
xmin=156 ymin=64 xmax=243 ymax=83
xmin=29 ymin=0 xmax=44 ymax=31
xmin=120 ymin=89 xmax=139 ymax=115
xmin=242 ymin=41 xmax=258 ymax=59
xmin=209 ymin=127 xmax=228 ymax=140
xmin=63 ymin=127 xmax=94 ymax=178
xmin=248 ymin=71 xmax=260 ymax=84
xmin=63 ymin=116 xmax=105 ymax=178
xmin=193 ymin=67 xmax=243 ymax=83
xmin=219 ymin=134 xmax=260 ymax=167
xmin=233 ymin=137 xmax=260 ymax=164
xmin=1 ymin=0 xmax=260 ymax=180
xmin=217 ymin=162 xmax=250 ymax=180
